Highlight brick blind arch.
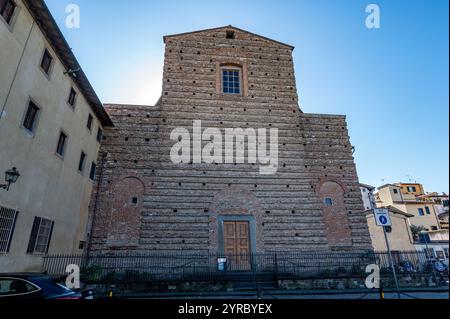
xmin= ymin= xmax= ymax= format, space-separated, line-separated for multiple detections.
xmin=317 ymin=180 xmax=352 ymax=248
xmin=106 ymin=176 xmax=145 ymax=247
xmin=208 ymin=186 xmax=263 ymax=253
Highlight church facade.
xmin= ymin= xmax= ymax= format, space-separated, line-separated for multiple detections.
xmin=86 ymin=26 xmax=372 ymax=256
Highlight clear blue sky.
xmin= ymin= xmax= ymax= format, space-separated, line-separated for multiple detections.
xmin=45 ymin=0 xmax=449 ymax=193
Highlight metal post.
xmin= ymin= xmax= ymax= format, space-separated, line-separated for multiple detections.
xmin=423 ymin=234 xmax=439 ymax=286
xmin=383 ymin=226 xmax=401 ymax=299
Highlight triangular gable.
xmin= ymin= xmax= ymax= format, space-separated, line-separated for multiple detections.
xmin=163 ymin=25 xmax=295 ymax=50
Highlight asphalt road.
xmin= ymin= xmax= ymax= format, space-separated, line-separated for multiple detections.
xmin=120 ymin=289 xmax=449 ymax=300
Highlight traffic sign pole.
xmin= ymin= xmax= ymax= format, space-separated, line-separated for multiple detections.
xmin=382 ymin=225 xmax=401 ymax=299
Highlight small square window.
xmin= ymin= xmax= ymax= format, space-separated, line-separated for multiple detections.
xmin=68 ymin=88 xmax=77 ymax=107
xmin=393 ymin=189 xmax=398 ymax=194
xmin=40 ymin=49 xmax=53 ymax=75
xmin=78 ymin=241 xmax=86 ymax=250
xmin=23 ymin=101 xmax=40 ymax=133
xmin=407 ymin=186 xmax=417 ymax=192
xmin=131 ymin=197 xmax=138 ymax=204
xmin=226 ymin=31 xmax=235 ymax=39
xmin=324 ymin=198 xmax=333 ymax=206
xmin=78 ymin=152 xmax=86 ymax=172
xmin=87 ymin=114 xmax=93 ymax=130
xmin=56 ymin=131 xmax=67 ymax=156
xmin=0 ymin=0 xmax=16 ymax=25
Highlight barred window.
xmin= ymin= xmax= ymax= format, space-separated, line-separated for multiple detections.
xmin=0 ymin=206 xmax=18 ymax=253
xmin=222 ymin=68 xmax=241 ymax=94
xmin=27 ymin=217 xmax=54 ymax=254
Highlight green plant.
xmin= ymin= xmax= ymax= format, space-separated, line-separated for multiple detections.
xmin=80 ymin=265 xmax=103 ymax=282
xmin=410 ymin=225 xmax=426 ymax=240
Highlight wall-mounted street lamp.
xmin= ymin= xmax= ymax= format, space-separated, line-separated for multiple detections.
xmin=0 ymin=167 xmax=20 ymax=191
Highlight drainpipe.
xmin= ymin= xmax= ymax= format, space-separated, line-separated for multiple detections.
xmin=1 ymin=21 xmax=35 ymax=123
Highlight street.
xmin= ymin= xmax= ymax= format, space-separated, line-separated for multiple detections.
xmin=119 ymin=288 xmax=449 ymax=300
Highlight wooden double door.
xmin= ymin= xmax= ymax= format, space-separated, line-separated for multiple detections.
xmin=223 ymin=221 xmax=251 ymax=270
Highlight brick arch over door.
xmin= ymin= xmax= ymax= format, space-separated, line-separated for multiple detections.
xmin=107 ymin=176 xmax=145 ymax=247
xmin=208 ymin=186 xmax=263 ymax=253
xmin=317 ymin=180 xmax=353 ymax=248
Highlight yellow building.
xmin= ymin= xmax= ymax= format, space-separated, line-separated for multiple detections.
xmin=375 ymin=183 xmax=441 ymax=231
xmin=365 ymin=206 xmax=415 ymax=252
xmin=398 ymin=183 xmax=425 ymax=197
xmin=0 ymin=0 xmax=112 ymax=271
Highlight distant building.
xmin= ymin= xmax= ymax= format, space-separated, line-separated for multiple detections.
xmin=365 ymin=206 xmax=415 ymax=252
xmin=375 ymin=183 xmax=441 ymax=231
xmin=416 ymin=192 xmax=449 ymax=229
xmin=0 ymin=0 xmax=112 ymax=272
xmin=360 ymin=183 xmax=376 ymax=210
xmin=414 ymin=230 xmax=449 ymax=266
xmin=438 ymin=211 xmax=449 ymax=230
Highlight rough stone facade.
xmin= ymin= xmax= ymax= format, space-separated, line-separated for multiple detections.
xmin=87 ymin=26 xmax=372 ymax=254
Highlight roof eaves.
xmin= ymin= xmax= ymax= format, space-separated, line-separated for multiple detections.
xmin=22 ymin=0 xmax=113 ymax=127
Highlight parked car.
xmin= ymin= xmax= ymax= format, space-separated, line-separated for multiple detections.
xmin=0 ymin=273 xmax=92 ymax=299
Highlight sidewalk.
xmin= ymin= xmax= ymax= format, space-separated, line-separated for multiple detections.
xmin=114 ymin=286 xmax=449 ymax=299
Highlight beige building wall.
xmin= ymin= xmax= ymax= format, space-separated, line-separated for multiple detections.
xmin=366 ymin=212 xmax=415 ymax=251
xmin=376 ymin=184 xmax=440 ymax=231
xmin=375 ymin=185 xmax=402 ymax=205
xmin=0 ymin=0 xmax=105 ymax=271
xmin=391 ymin=203 xmax=440 ymax=231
